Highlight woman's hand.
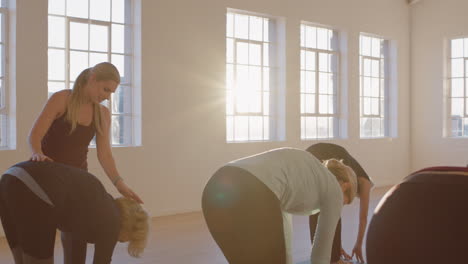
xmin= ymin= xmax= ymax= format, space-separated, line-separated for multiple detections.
xmin=116 ymin=180 xmax=144 ymax=204
xmin=340 ymin=247 xmax=352 ymax=260
xmin=30 ymin=153 xmax=54 ymax=162
xmin=351 ymin=242 xmax=364 ymax=263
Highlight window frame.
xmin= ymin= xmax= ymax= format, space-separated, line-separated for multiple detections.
xmin=48 ymin=0 xmax=137 ymax=147
xmin=226 ymin=9 xmax=278 ymax=143
xmin=300 ymin=23 xmax=341 ymax=140
xmin=0 ymin=1 xmax=10 ymax=149
xmin=359 ymin=33 xmax=389 ymax=139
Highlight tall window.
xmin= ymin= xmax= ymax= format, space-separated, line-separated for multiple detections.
xmin=226 ymin=10 xmax=277 ymax=142
xmin=300 ymin=24 xmax=339 ymax=140
xmin=448 ymin=37 xmax=468 ymax=137
xmin=0 ymin=0 xmax=9 ymax=149
xmin=48 ymin=0 xmax=136 ymax=146
xmin=359 ymin=34 xmax=388 ymax=138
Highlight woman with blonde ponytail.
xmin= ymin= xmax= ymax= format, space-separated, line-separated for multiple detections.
xmin=202 ymin=148 xmax=357 ymax=264
xmin=28 ymin=62 xmax=143 ymax=263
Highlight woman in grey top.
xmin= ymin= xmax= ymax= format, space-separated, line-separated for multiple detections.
xmin=202 ymin=148 xmax=357 ymax=264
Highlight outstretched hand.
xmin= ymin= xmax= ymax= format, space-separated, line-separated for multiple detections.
xmin=340 ymin=247 xmax=352 ymax=260
xmin=351 ymin=243 xmax=365 ymax=263
xmin=30 ymin=153 xmax=54 ymax=162
xmin=116 ymin=180 xmax=144 ymax=204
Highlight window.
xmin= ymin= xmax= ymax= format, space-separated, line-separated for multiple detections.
xmin=359 ymin=34 xmax=388 ymax=138
xmin=48 ymin=0 xmax=138 ymax=146
xmin=448 ymin=37 xmax=468 ymax=137
xmin=300 ymin=24 xmax=339 ymax=140
xmin=0 ymin=0 xmax=9 ymax=149
xmin=226 ymin=10 xmax=280 ymax=142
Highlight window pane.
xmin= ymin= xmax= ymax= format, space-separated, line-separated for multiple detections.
xmin=305 ymin=116 xmax=317 ymax=139
xmin=249 ymin=116 xmax=263 ymax=140
xmin=236 ymin=42 xmax=248 ymax=64
xmin=305 ymin=93 xmax=315 ymax=114
xmin=305 ymin=71 xmax=315 ymax=93
xmin=363 ymin=59 xmax=371 ymax=76
xmin=90 ymin=24 xmax=109 ymax=52
xmin=317 ymin=117 xmax=328 ymax=138
xmin=90 ymin=0 xmax=111 ymax=21
xmin=319 ymin=72 xmax=328 ymax=94
xmin=67 ymin=0 xmax=88 ymax=18
xmin=263 ymin=18 xmax=269 ymax=42
xmin=452 ymin=98 xmax=464 ymax=116
xmin=234 ymin=14 xmax=248 ymax=39
xmin=48 ymin=82 xmax=65 ymax=95
xmin=263 ymin=43 xmax=269 ymax=66
xmin=48 ymin=49 xmax=66 ymax=80
xmin=234 ymin=116 xmax=248 ymax=141
xmin=319 ymin=95 xmax=328 ymax=114
xmin=249 ymin=16 xmax=263 ymax=41
xmin=247 ymin=91 xmax=261 ymax=113
xmin=226 ymin=90 xmax=233 ymax=115
xmin=263 ymin=92 xmax=269 ymax=115
xmin=305 ymin=51 xmax=315 ymax=71
xmin=371 ymin=98 xmax=379 ymax=115
xmin=226 ymin=38 xmax=234 ymax=63
xmin=319 ymin=53 xmax=329 ymax=72
xmin=371 ymin=60 xmax=380 ymax=77
xmin=0 ymin=114 xmax=6 ymax=147
xmin=49 ymin=0 xmax=65 ymax=15
xmin=363 ymin=97 xmax=371 ymax=115
xmin=263 ymin=116 xmax=269 ymax=139
xmin=226 ymin=116 xmax=234 ymax=141
xmin=48 ymin=16 xmax=65 ymax=48
xmin=0 ymin=79 xmax=3 ymax=108
xmin=464 ymin=39 xmax=468 ymax=59
xmin=361 ymin=36 xmax=371 ymax=56
xmin=363 ymin=77 xmax=371 ymax=96
xmin=305 ymin=26 xmax=316 ymax=49
xmin=226 ymin=13 xmax=234 ymax=38
xmin=249 ymin=66 xmax=261 ymax=91
xmin=451 ymin=78 xmax=464 ymax=97
xmin=70 ymin=51 xmax=89 ymax=81
xmin=112 ymin=0 xmax=125 ymax=23
xmin=317 ymin=28 xmax=328 ymax=50
xmin=89 ymin=52 xmax=108 ymax=67
xmin=371 ymin=38 xmax=381 ymax=57
xmin=452 ymin=38 xmax=464 ymax=58
xmin=249 ymin=43 xmax=261 ymax=66
xmin=263 ymin=67 xmax=270 ymax=91
xmin=111 ymin=115 xmax=131 ymax=145
xmin=226 ymin=64 xmax=234 ymax=90
xmin=451 ymin=59 xmax=463 ymax=78
xmin=70 ymin=22 xmax=89 ymax=50
xmin=371 ymin=78 xmax=379 ymax=97
xmin=112 ymin=85 xmax=132 ymax=114
xmin=111 ymin=54 xmax=125 ymax=78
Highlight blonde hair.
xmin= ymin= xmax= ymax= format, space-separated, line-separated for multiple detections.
xmin=66 ymin=62 xmax=120 ymax=134
xmin=115 ymin=197 xmax=150 ymax=257
xmin=323 ymin=159 xmax=357 ymax=204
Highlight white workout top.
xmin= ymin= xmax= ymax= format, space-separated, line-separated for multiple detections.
xmin=228 ymin=147 xmax=343 ymax=264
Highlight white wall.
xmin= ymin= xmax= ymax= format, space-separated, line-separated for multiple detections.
xmin=410 ymin=0 xmax=468 ymax=170
xmin=0 ymin=0 xmax=411 ymax=231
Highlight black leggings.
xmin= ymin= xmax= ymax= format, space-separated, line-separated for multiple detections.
xmin=0 ymin=175 xmax=57 ymax=259
xmin=366 ymin=174 xmax=468 ymax=264
xmin=202 ymin=166 xmax=286 ymax=264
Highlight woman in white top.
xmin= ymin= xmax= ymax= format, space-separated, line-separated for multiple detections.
xmin=202 ymin=148 xmax=357 ymax=264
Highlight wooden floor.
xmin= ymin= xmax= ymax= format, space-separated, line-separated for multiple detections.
xmin=0 ymin=186 xmax=392 ymax=264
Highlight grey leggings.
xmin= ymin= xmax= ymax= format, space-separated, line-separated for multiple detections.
xmin=202 ymin=166 xmax=286 ymax=264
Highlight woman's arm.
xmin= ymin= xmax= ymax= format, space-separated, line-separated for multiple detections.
xmin=351 ymin=177 xmax=372 ymax=263
xmin=96 ymin=105 xmax=143 ymax=203
xmin=28 ymin=90 xmax=68 ymax=161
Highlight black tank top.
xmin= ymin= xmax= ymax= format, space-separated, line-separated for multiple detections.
xmin=41 ymin=113 xmax=96 ymax=170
